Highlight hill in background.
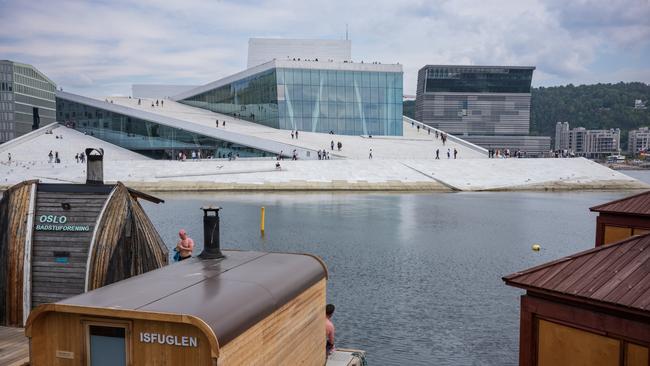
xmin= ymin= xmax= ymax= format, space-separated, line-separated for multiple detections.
xmin=404 ymin=82 xmax=650 ymax=150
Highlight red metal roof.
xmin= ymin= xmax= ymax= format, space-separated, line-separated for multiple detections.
xmin=589 ymin=190 xmax=650 ymax=216
xmin=503 ymin=233 xmax=650 ymax=315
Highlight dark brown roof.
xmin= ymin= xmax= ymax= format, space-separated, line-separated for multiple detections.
xmin=58 ymin=250 xmax=326 ymax=345
xmin=590 ymin=190 xmax=650 ymax=216
xmin=503 ymin=233 xmax=650 ymax=315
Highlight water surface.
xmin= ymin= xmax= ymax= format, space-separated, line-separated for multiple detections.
xmin=140 ymin=170 xmax=650 ymax=365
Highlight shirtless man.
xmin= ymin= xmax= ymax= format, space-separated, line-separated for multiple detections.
xmin=176 ymin=229 xmax=194 ymax=261
xmin=325 ymin=304 xmax=336 ymax=356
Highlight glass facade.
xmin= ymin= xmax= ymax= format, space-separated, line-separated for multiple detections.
xmin=424 ymin=67 xmax=533 ymax=93
xmin=56 ymin=97 xmax=273 ymax=159
xmin=180 ymin=69 xmax=279 ymax=128
xmin=180 ymin=66 xmax=403 ymax=136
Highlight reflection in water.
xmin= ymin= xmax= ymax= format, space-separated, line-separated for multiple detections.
xmin=142 ymin=188 xmax=644 ymax=366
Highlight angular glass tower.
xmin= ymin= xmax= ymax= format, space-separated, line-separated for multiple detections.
xmin=176 ymin=60 xmax=403 ymax=136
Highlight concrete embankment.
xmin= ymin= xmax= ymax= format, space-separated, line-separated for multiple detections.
xmin=1 ymin=158 xmax=647 ymax=192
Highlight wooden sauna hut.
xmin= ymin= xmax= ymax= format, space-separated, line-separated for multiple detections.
xmin=590 ymin=190 xmax=650 ymax=247
xmin=0 ymin=149 xmax=168 ymax=327
xmin=503 ymin=233 xmax=650 ymax=366
xmin=25 ymin=207 xmax=330 ymax=365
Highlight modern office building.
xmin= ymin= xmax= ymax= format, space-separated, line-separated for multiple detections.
xmin=415 ymin=65 xmax=550 ymax=155
xmin=247 ymin=38 xmax=351 ymax=68
xmin=175 ymin=59 xmax=403 ymax=136
xmin=0 ymin=60 xmax=56 ymax=143
xmin=555 ymin=122 xmax=621 ymax=158
xmin=628 ymin=127 xmax=650 ymax=155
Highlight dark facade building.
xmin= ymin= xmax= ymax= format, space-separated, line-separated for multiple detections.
xmin=415 ymin=65 xmax=550 ymax=155
xmin=0 ymin=60 xmax=57 ymax=143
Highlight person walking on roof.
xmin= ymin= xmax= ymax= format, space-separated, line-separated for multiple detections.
xmin=295 ymin=130 xmax=299 ymax=139
xmin=454 ymin=148 xmax=458 ymax=159
xmin=447 ymin=148 xmax=451 ymax=159
xmin=331 ymin=140 xmax=334 ymax=150
xmin=369 ymin=148 xmax=373 ymax=159
xmin=435 ymin=148 xmax=440 ymax=159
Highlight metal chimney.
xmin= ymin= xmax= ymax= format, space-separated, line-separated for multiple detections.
xmin=199 ymin=206 xmax=225 ymax=260
xmin=85 ymin=148 xmax=104 ymax=184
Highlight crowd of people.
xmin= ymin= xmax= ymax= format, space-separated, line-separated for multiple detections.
xmin=488 ymin=148 xmax=526 ymax=158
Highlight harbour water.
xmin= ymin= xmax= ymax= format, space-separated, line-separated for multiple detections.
xmin=141 ymin=170 xmax=650 ymax=366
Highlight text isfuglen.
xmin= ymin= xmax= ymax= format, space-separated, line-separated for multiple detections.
xmin=139 ymin=332 xmax=198 ymax=347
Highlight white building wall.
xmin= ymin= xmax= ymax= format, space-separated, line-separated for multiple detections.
xmin=132 ymin=84 xmax=199 ymax=99
xmin=247 ymin=38 xmax=351 ymax=68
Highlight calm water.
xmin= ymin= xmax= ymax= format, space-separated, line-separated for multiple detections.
xmin=141 ymin=170 xmax=650 ymax=366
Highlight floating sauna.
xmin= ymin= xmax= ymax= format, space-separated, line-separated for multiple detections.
xmin=590 ymin=190 xmax=650 ymax=246
xmin=0 ymin=149 xmax=168 ymax=327
xmin=504 ymin=233 xmax=650 ymax=366
xmin=26 ymin=208 xmax=329 ymax=365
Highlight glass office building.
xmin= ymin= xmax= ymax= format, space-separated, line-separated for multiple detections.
xmin=178 ymin=61 xmax=403 ymax=136
xmin=56 ymin=95 xmax=273 ymax=159
xmin=0 ymin=60 xmax=56 ymax=143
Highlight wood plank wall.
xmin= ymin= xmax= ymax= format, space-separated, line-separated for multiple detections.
xmin=87 ymin=183 xmax=168 ymax=290
xmin=218 ymin=278 xmax=327 ymax=366
xmin=31 ymin=190 xmax=108 ymax=307
xmin=0 ymin=181 xmax=35 ymax=326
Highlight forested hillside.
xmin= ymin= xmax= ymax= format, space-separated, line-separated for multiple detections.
xmin=404 ymin=82 xmax=650 ymax=148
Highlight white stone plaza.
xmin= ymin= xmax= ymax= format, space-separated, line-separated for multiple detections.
xmin=0 ymin=117 xmax=646 ymax=191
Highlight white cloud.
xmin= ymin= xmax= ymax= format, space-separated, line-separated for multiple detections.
xmin=0 ymin=0 xmax=648 ymax=97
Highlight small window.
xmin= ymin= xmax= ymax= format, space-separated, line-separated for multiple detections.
xmin=86 ymin=323 xmax=129 ymax=366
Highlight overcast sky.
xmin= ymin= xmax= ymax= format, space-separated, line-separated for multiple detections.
xmin=1 ymin=0 xmax=648 ymax=97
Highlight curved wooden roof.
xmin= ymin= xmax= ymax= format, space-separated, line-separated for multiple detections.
xmin=590 ymin=190 xmax=650 ymax=216
xmin=504 ymin=233 xmax=650 ymax=316
xmin=37 ymin=250 xmax=327 ymax=348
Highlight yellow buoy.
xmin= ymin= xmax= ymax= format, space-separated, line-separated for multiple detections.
xmin=532 ymin=244 xmax=541 ymax=252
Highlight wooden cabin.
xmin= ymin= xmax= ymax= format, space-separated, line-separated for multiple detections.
xmin=25 ymin=249 xmax=328 ymax=365
xmin=590 ymin=190 xmax=650 ymax=246
xmin=0 ymin=180 xmax=168 ymax=327
xmin=503 ymin=233 xmax=650 ymax=366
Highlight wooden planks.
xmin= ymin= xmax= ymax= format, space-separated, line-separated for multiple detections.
xmin=87 ymin=182 xmax=168 ymax=290
xmin=0 ymin=181 xmax=36 ymax=326
xmin=0 ymin=326 xmax=29 ymax=366
xmin=218 ymin=278 xmax=326 ymax=366
xmin=31 ymin=189 xmax=107 ymax=308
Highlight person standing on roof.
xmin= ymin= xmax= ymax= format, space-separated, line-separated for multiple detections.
xmin=326 ymin=304 xmax=336 ymax=356
xmin=175 ymin=229 xmax=194 ymax=261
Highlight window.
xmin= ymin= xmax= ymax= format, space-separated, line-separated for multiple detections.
xmin=86 ymin=323 xmax=129 ymax=366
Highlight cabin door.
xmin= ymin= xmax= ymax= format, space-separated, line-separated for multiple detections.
xmin=85 ymin=321 xmax=131 ymax=366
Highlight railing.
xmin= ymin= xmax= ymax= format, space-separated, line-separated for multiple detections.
xmin=402 ymin=116 xmax=488 ymax=156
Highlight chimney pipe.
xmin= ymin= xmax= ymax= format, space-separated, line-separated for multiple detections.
xmin=199 ymin=206 xmax=225 ymax=260
xmin=85 ymin=148 xmax=104 ymax=184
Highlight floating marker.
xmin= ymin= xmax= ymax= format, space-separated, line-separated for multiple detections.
xmin=532 ymin=244 xmax=541 ymax=252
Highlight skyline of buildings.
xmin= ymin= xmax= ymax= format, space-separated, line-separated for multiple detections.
xmin=555 ymin=122 xmax=621 ymax=158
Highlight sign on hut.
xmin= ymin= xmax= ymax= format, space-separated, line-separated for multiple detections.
xmin=0 ymin=180 xmax=168 ymax=327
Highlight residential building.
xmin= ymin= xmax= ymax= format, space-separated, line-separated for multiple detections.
xmin=415 ymin=65 xmax=550 ymax=155
xmin=0 ymin=60 xmax=56 ymax=143
xmin=628 ymin=127 xmax=650 ymax=155
xmin=555 ymin=122 xmax=620 ymax=158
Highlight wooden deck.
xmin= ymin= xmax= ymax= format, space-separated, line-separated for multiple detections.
xmin=0 ymin=326 xmax=29 ymax=366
